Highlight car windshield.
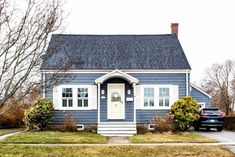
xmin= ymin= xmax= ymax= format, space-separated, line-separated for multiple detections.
xmin=202 ymin=109 xmax=221 ymax=114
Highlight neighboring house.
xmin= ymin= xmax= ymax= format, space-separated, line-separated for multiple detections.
xmin=190 ymin=83 xmax=212 ymax=110
xmin=40 ymin=23 xmax=211 ymax=136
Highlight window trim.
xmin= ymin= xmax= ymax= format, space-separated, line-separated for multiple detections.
xmin=143 ymin=87 xmax=155 ymax=108
xmin=62 ymin=88 xmax=73 ymax=107
xmin=77 ymin=88 xmax=89 ymax=108
xmin=57 ymin=85 xmax=92 ymax=110
xmin=142 ymin=85 xmax=157 ymax=109
xmin=159 ymin=87 xmax=170 ymax=107
xmin=141 ymin=85 xmax=178 ymax=110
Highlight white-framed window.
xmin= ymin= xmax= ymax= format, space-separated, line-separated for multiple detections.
xmin=136 ymin=85 xmax=178 ymax=110
xmin=198 ymin=102 xmax=206 ymax=110
xmin=159 ymin=87 xmax=170 ymax=107
xmin=53 ymin=85 xmax=97 ymax=110
xmin=62 ymin=88 xmax=73 ymax=107
xmin=144 ymin=87 xmax=155 ymax=107
xmin=78 ymin=88 xmax=88 ymax=107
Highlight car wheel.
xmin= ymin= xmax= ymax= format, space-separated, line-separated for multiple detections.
xmin=194 ymin=124 xmax=199 ymax=131
xmin=217 ymin=127 xmax=223 ymax=132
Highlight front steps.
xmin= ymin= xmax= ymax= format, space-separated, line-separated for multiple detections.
xmin=97 ymin=122 xmax=137 ymax=136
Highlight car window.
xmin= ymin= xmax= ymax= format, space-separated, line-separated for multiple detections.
xmin=202 ymin=109 xmax=221 ymax=114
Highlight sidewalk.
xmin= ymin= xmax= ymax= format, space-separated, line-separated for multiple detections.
xmin=1 ymin=131 xmax=235 ymax=151
xmin=0 ymin=131 xmax=23 ymax=140
xmin=3 ymin=142 xmax=235 ymax=146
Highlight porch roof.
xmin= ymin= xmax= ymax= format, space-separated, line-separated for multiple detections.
xmin=95 ymin=69 xmax=139 ymax=84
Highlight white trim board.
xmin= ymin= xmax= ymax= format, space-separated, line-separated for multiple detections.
xmin=190 ymin=83 xmax=212 ymax=98
xmin=95 ymin=69 xmax=139 ymax=84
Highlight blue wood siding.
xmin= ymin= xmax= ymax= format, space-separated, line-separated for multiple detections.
xmin=131 ymin=73 xmax=187 ymax=123
xmin=44 ymin=72 xmax=188 ymax=124
xmin=136 ymin=109 xmax=170 ymax=123
xmin=44 ymin=73 xmax=104 ymax=101
xmin=53 ymin=110 xmax=97 ymax=125
xmin=44 ymin=73 xmax=102 ymax=125
xmin=130 ymin=73 xmax=187 ymax=97
xmin=100 ymin=78 xmax=134 ymax=122
xmin=190 ymin=85 xmax=211 ymax=107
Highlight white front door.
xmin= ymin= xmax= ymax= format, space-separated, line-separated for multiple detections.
xmin=107 ymin=84 xmax=125 ymax=119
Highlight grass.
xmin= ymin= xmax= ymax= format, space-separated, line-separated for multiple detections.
xmin=0 ymin=145 xmax=234 ymax=157
xmin=0 ymin=131 xmax=106 ymax=144
xmin=129 ymin=132 xmax=218 ymax=143
xmin=0 ymin=128 xmax=23 ymax=135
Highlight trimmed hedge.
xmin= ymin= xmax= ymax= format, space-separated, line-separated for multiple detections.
xmin=224 ymin=116 xmax=235 ymax=131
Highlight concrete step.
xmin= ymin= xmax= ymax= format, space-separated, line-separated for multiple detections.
xmin=98 ymin=125 xmax=136 ymax=128
xmin=98 ymin=130 xmax=136 ymax=134
xmin=97 ymin=122 xmax=137 ymax=136
xmin=98 ymin=127 xmax=136 ymax=131
xmin=101 ymin=133 xmax=135 ymax=137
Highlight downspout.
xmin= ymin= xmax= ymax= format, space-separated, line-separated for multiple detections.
xmin=42 ymin=72 xmax=45 ymax=98
xmin=186 ymin=70 xmax=189 ymax=96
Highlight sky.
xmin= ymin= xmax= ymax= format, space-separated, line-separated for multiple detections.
xmin=63 ymin=0 xmax=235 ymax=83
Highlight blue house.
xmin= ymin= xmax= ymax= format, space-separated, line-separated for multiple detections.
xmin=41 ymin=23 xmax=211 ymax=136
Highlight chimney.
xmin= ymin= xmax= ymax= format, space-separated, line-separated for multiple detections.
xmin=171 ymin=23 xmax=179 ymax=37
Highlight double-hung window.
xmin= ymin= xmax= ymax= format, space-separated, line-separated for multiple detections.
xmin=62 ymin=88 xmax=73 ymax=107
xmin=78 ymin=88 xmax=88 ymax=107
xmin=159 ymin=88 xmax=170 ymax=107
xmin=144 ymin=88 xmax=155 ymax=107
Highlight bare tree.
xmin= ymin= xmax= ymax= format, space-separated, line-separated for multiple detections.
xmin=0 ymin=0 xmax=65 ymax=114
xmin=201 ymin=60 xmax=235 ymax=115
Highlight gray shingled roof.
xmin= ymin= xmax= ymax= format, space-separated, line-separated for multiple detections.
xmin=41 ymin=34 xmax=191 ymax=70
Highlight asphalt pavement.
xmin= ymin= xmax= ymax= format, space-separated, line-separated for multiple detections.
xmin=195 ymin=129 xmax=235 ymax=153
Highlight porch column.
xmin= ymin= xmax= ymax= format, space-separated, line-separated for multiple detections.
xmin=97 ymin=83 xmax=101 ymax=123
xmin=133 ymin=83 xmax=136 ymax=123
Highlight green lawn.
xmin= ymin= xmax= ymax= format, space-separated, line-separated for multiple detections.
xmin=129 ymin=132 xmax=218 ymax=143
xmin=0 ymin=128 xmax=23 ymax=135
xmin=0 ymin=145 xmax=233 ymax=157
xmin=0 ymin=131 xmax=106 ymax=144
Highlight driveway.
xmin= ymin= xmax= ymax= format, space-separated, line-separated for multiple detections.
xmin=195 ymin=130 xmax=235 ymax=153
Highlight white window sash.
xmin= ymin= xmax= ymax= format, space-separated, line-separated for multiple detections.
xmin=55 ymin=85 xmax=92 ymax=110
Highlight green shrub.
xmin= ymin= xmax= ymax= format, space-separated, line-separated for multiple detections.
xmin=171 ymin=96 xmax=199 ymax=132
xmin=24 ymin=98 xmax=54 ymax=130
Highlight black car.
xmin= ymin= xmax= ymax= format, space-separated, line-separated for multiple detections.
xmin=194 ymin=108 xmax=224 ymax=131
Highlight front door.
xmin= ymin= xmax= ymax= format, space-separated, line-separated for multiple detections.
xmin=107 ymin=84 xmax=125 ymax=119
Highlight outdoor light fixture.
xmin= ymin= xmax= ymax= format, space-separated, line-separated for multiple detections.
xmin=101 ymin=90 xmax=105 ymax=95
xmin=127 ymin=89 xmax=131 ymax=95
